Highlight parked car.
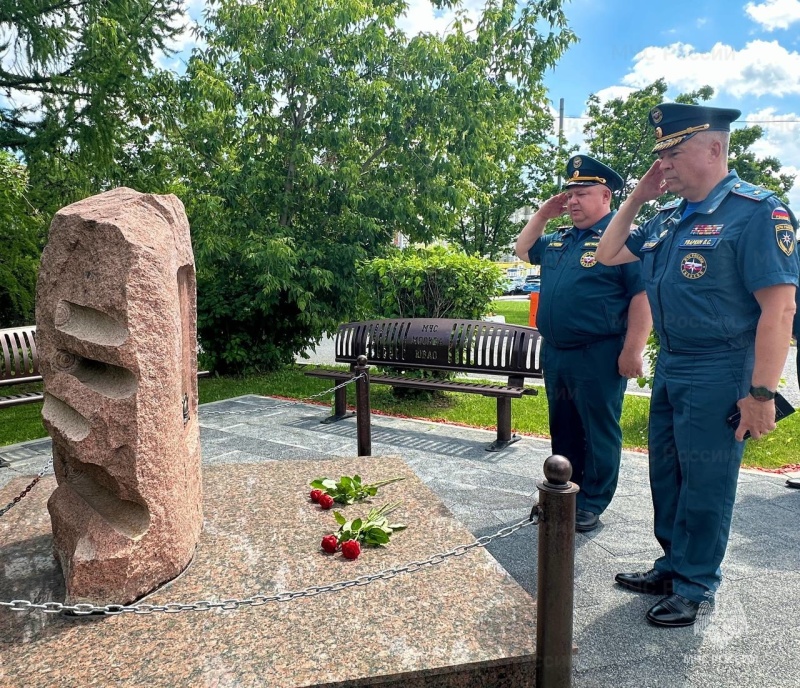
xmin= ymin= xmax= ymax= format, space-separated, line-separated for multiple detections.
xmin=522 ymin=277 xmax=541 ymax=293
xmin=502 ymin=277 xmax=525 ymax=295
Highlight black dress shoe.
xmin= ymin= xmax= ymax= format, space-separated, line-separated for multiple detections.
xmin=614 ymin=568 xmax=674 ymax=595
xmin=646 ymin=594 xmax=702 ymax=627
xmin=787 ymin=477 xmax=800 ymax=489
xmin=575 ymin=509 xmax=599 ymax=532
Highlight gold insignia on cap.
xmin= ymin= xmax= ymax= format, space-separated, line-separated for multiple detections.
xmin=573 ymin=170 xmax=579 ymax=178
xmin=573 ymin=156 xmax=582 ymax=169
xmin=655 ymin=127 xmax=662 ymax=139
xmin=651 ymin=108 xmax=663 ymax=124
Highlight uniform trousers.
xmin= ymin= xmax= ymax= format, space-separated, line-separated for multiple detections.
xmin=649 ymin=346 xmax=753 ymax=602
xmin=542 ymin=336 xmax=626 ymax=514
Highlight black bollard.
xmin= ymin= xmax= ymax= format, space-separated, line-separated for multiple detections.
xmin=354 ymin=355 xmax=371 ymax=457
xmin=536 ymin=454 xmax=578 ymax=688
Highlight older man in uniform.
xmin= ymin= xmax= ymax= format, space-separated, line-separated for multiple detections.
xmin=515 ymin=155 xmax=652 ymax=532
xmin=597 ymin=103 xmax=799 ymax=627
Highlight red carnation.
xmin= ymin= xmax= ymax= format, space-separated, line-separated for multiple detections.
xmin=310 ymin=489 xmax=324 ymax=503
xmin=318 ymin=493 xmax=335 ymax=510
xmin=321 ymin=535 xmax=339 ymax=554
xmin=341 ymin=539 xmax=361 ymax=560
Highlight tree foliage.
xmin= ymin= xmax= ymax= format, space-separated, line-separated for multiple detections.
xmin=359 ymin=246 xmax=503 ymax=320
xmin=0 ymin=151 xmax=44 ymax=325
xmin=143 ymin=0 xmax=574 ymax=372
xmin=1 ymin=0 xmax=184 ymax=162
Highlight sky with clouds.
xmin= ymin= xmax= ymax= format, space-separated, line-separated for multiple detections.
xmin=542 ymin=0 xmax=800 ymax=206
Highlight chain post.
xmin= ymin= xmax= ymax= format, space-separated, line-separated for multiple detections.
xmin=354 ymin=355 xmax=371 ymax=457
xmin=535 ymin=454 xmax=578 ymax=688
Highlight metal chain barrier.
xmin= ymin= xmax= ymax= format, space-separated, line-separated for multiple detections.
xmin=200 ymin=374 xmax=364 ymax=417
xmin=0 ymin=457 xmax=53 ymax=518
xmin=0 ymin=507 xmax=540 ymax=616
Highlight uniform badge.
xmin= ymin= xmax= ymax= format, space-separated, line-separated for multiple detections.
xmin=651 ymin=108 xmax=663 ymax=124
xmin=573 ymin=156 xmax=582 ymax=169
xmin=659 ymin=228 xmax=669 ymax=239
xmin=690 ymin=224 xmax=723 ymax=235
xmin=655 ymin=127 xmax=662 ymax=139
xmin=772 ymin=207 xmax=790 ymax=222
xmin=680 ymin=253 xmax=707 ymax=279
xmin=580 ymin=251 xmax=597 ymax=268
xmin=679 ymin=237 xmax=719 ymax=249
xmin=572 ymin=170 xmax=580 ymax=178
xmin=776 ymin=224 xmax=795 ymax=256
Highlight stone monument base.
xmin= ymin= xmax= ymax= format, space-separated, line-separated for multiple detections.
xmin=0 ymin=457 xmax=537 ymax=687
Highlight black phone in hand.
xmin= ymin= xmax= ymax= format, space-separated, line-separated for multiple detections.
xmin=726 ymin=392 xmax=795 ymax=440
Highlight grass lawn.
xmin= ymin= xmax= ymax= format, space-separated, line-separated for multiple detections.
xmin=1 ymin=364 xmax=796 ymax=471
xmin=491 ymin=298 xmax=531 ymax=326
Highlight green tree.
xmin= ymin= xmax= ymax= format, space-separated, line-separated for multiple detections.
xmin=150 ymin=0 xmax=574 ymax=373
xmin=0 ymin=153 xmax=44 ymax=325
xmin=1 ymin=0 xmax=184 ymax=161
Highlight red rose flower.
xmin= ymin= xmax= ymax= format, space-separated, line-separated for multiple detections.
xmin=310 ymin=489 xmax=324 ymax=503
xmin=321 ymin=534 xmax=339 ymax=553
xmin=341 ymin=539 xmax=361 ymax=560
xmin=318 ymin=493 xmax=335 ymax=510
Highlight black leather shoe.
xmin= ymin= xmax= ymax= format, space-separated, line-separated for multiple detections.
xmin=646 ymin=594 xmax=702 ymax=627
xmin=575 ymin=509 xmax=599 ymax=532
xmin=614 ymin=568 xmax=674 ymax=595
xmin=786 ymin=477 xmax=800 ymax=489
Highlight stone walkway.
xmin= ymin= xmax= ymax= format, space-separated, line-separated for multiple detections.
xmin=2 ymin=393 xmax=799 ymax=687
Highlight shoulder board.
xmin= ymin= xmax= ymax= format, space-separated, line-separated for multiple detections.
xmin=657 ymin=199 xmax=682 ymax=212
xmin=731 ymin=181 xmax=774 ymax=202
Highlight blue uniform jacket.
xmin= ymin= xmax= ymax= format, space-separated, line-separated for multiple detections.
xmin=528 ymin=211 xmax=645 ymax=348
xmin=626 ymin=171 xmax=799 ymax=353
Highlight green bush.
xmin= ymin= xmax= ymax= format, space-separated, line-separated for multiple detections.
xmin=358 ymin=246 xmax=503 ymax=320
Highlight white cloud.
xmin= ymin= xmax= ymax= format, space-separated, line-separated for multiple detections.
xmin=622 ymin=40 xmax=800 ymax=98
xmin=742 ymin=107 xmax=800 ymax=207
xmin=396 ymin=0 xmax=485 ymax=37
xmin=745 ymin=0 xmax=800 ymax=31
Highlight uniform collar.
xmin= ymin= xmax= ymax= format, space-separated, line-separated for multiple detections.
xmin=566 ymin=210 xmax=616 ymax=237
xmin=675 ymin=170 xmax=741 ymax=217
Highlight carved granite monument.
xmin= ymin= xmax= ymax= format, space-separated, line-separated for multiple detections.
xmin=35 ymin=187 xmax=203 ymax=604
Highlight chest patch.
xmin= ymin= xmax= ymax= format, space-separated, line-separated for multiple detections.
xmin=680 ymin=253 xmax=707 ymax=279
xmin=690 ymin=224 xmax=723 ymax=235
xmin=548 ymin=241 xmax=565 ymax=249
xmin=580 ymin=251 xmax=597 ymax=268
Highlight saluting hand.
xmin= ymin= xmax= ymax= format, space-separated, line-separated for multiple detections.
xmin=537 ymin=192 xmax=570 ymax=221
xmin=631 ymin=160 xmax=667 ymax=204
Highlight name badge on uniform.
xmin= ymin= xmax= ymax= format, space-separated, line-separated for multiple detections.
xmin=640 ymin=239 xmax=662 ymax=252
xmin=678 ymin=237 xmax=719 ymax=249
xmin=582 ymin=241 xmax=599 ymax=248
xmin=547 ymin=241 xmax=565 ymax=249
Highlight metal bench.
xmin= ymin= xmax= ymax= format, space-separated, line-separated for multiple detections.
xmin=1 ymin=325 xmax=211 ymax=410
xmin=0 ymin=326 xmax=42 ymax=409
xmin=304 ymin=318 xmax=544 ymax=451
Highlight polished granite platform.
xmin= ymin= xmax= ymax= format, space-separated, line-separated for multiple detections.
xmin=0 ymin=456 xmax=537 ymax=688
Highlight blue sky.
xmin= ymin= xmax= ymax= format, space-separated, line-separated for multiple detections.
xmin=542 ymin=0 xmax=800 ymax=205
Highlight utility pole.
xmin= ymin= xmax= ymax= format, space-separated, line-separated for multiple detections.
xmin=556 ymin=97 xmax=565 ymax=188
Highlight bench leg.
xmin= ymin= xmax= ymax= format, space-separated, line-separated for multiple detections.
xmin=320 ymin=381 xmax=356 ymax=424
xmin=487 ymin=397 xmax=521 ymax=452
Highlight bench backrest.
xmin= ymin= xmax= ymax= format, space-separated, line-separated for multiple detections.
xmin=334 ymin=318 xmax=543 ymax=378
xmin=0 ymin=326 xmax=40 ymax=386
